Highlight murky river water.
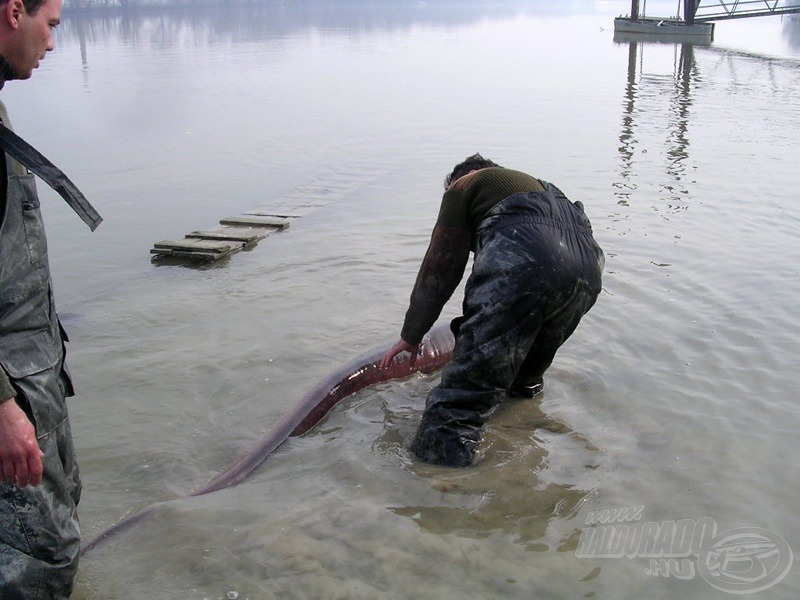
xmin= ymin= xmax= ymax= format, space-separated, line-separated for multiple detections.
xmin=3 ymin=1 xmax=799 ymax=598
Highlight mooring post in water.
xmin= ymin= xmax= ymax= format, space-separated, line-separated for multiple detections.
xmin=684 ymin=0 xmax=698 ymax=25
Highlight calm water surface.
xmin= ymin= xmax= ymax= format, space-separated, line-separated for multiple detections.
xmin=3 ymin=1 xmax=799 ymax=598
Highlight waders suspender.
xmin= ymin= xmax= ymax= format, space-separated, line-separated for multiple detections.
xmin=0 ymin=124 xmax=102 ymax=231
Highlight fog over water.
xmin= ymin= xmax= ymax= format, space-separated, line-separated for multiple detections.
xmin=2 ymin=1 xmax=799 ymax=598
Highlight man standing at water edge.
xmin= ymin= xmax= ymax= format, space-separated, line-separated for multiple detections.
xmin=0 ymin=0 xmax=84 ymax=597
xmin=381 ymin=154 xmax=604 ymax=467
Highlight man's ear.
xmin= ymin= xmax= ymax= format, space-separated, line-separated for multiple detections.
xmin=4 ymin=0 xmax=24 ymax=30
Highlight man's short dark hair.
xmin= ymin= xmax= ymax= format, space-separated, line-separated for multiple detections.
xmin=0 ymin=0 xmax=48 ymax=15
xmin=444 ymin=153 xmax=502 ymax=189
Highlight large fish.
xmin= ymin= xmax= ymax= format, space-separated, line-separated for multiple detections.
xmin=82 ymin=324 xmax=455 ymax=553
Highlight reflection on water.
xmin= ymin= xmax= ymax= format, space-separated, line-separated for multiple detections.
xmin=615 ymin=38 xmax=698 ymax=209
xmin=387 ymin=395 xmax=598 ymax=551
xmin=59 ymin=0 xmax=587 ymax=63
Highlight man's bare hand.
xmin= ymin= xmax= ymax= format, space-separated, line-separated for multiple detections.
xmin=0 ymin=398 xmax=43 ymax=487
xmin=380 ymin=339 xmax=420 ymax=370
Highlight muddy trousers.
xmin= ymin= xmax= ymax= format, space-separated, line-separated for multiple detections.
xmin=0 ymin=386 xmax=81 ymax=599
xmin=411 ymin=192 xmax=603 ymax=467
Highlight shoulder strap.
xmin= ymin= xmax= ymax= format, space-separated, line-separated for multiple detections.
xmin=0 ymin=124 xmax=102 ymax=231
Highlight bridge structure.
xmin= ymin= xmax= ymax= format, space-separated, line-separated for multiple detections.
xmin=618 ymin=1 xmax=800 ymax=38
xmin=631 ymin=1 xmax=800 ymax=24
xmin=689 ymin=0 xmax=800 ymax=23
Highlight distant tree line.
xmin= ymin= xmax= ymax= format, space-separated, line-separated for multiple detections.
xmin=61 ymin=0 xmax=524 ymax=15
xmin=63 ymin=0 xmax=279 ymax=11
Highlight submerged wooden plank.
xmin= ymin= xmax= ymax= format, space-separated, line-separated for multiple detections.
xmin=150 ymin=248 xmax=233 ymax=263
xmin=153 ymin=238 xmax=243 ymax=253
xmin=219 ymin=216 xmax=290 ymax=229
xmin=186 ymin=226 xmax=270 ymax=243
xmin=149 ymin=170 xmax=379 ymax=264
xmin=327 ymin=172 xmax=376 ymax=185
xmin=295 ymin=183 xmax=349 ymax=192
xmin=290 ymin=187 xmax=346 ymax=200
xmin=244 ymin=205 xmax=320 ymax=218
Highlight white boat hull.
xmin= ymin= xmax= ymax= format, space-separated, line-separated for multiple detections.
xmin=614 ymin=16 xmax=715 ymax=39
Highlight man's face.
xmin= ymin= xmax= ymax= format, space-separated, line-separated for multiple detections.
xmin=12 ymin=0 xmax=61 ymax=79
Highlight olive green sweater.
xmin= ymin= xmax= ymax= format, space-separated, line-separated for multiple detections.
xmin=400 ymin=168 xmax=545 ymax=345
xmin=434 ymin=167 xmax=544 ymax=233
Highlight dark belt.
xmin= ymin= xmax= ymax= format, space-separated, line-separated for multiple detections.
xmin=0 ymin=124 xmax=102 ymax=231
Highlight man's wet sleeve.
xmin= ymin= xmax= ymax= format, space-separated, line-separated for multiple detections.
xmin=400 ymin=227 xmax=472 ymax=345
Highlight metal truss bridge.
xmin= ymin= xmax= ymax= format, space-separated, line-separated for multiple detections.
xmin=634 ymin=1 xmax=800 ymax=24
xmin=693 ymin=1 xmax=800 ymax=22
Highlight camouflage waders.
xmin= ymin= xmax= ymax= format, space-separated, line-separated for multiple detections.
xmin=0 ymin=382 xmax=81 ymax=600
xmin=411 ymin=187 xmax=604 ymax=467
xmin=0 ymin=101 xmax=81 ymax=599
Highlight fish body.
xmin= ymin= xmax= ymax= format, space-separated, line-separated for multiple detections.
xmin=82 ymin=324 xmax=455 ymax=553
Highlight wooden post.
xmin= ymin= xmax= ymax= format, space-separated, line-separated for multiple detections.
xmin=684 ymin=0 xmax=696 ymax=24
xmin=630 ymin=0 xmax=639 ymax=21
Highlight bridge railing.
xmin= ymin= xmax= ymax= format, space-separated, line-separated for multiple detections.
xmin=693 ymin=0 xmax=800 ymax=22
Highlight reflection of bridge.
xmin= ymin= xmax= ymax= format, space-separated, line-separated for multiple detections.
xmin=615 ymin=38 xmax=696 ymax=207
xmin=629 ymin=1 xmax=800 ymax=24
